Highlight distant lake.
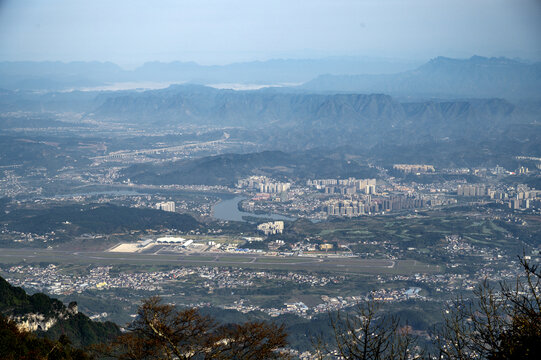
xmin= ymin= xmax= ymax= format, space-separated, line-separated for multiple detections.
xmin=213 ymin=196 xmax=295 ymax=222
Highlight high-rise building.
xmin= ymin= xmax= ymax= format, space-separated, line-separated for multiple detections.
xmin=257 ymin=221 xmax=284 ymax=235
xmin=457 ymin=185 xmax=486 ymax=197
xmin=156 ymin=201 xmax=175 ymax=212
xmin=509 ymin=199 xmax=520 ymax=210
xmin=366 ymin=184 xmax=376 ymax=194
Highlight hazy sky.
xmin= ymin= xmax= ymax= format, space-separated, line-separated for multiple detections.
xmin=0 ymin=0 xmax=539 ymax=67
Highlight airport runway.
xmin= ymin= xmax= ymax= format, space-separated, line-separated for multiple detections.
xmin=0 ymin=248 xmax=436 ymax=274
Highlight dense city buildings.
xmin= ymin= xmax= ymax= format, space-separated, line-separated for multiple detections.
xmin=393 ymin=164 xmax=435 ymax=173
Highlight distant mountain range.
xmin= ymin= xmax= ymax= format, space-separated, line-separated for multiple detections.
xmin=1 ymin=56 xmax=540 ymax=162
xmin=302 ymin=56 xmax=541 ymax=99
xmin=94 ymin=84 xmax=535 ymax=148
xmin=0 ymin=57 xmax=420 ymax=91
xmin=1 ymin=56 xmax=540 ymax=100
xmin=1 ymin=79 xmax=540 ymax=153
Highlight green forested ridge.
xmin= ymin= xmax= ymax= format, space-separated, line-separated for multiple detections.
xmin=122 ymin=150 xmax=378 ymax=186
xmin=0 ymin=276 xmax=64 ymax=316
xmin=0 ymin=203 xmax=202 ymax=235
xmin=44 ymin=313 xmax=121 ymax=348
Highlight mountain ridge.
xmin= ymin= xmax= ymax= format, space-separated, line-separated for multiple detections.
xmin=93 ymin=85 xmax=527 ymax=148
xmin=2 ymin=55 xmax=539 ymax=99
xmin=302 ymin=56 xmax=541 ymax=99
xmin=0 ymin=57 xmax=420 ymax=90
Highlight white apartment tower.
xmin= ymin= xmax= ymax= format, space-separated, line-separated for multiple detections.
xmin=156 ymin=201 xmax=176 ymax=212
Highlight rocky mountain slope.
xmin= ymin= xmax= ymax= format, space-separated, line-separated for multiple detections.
xmin=0 ymin=276 xmax=120 ymax=347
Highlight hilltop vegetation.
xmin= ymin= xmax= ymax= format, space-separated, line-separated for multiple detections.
xmin=0 ymin=203 xmax=202 ymax=238
xmin=0 ymin=275 xmax=65 ymax=317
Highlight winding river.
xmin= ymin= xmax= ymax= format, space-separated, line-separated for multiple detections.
xmin=212 ymin=196 xmax=295 ymax=222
